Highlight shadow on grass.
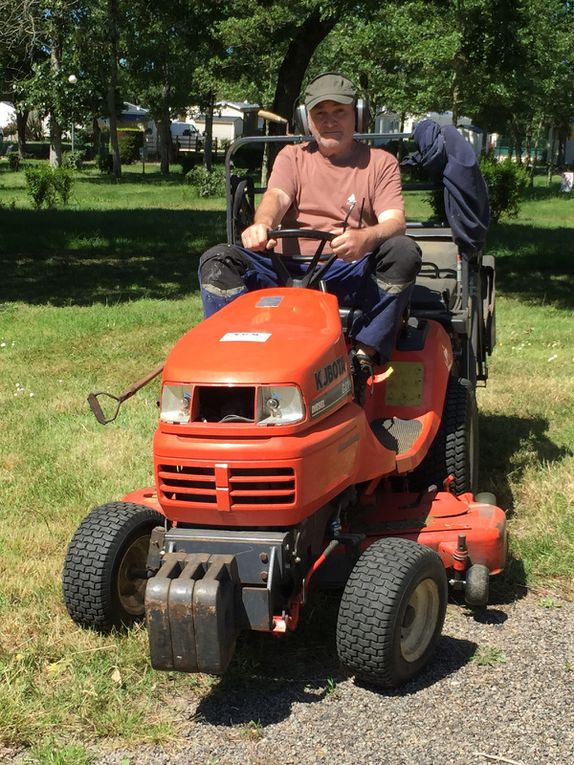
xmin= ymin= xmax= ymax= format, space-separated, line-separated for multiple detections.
xmin=79 ymin=170 xmax=190 ymax=186
xmin=195 ymin=592 xmax=477 ymax=726
xmin=1 ymin=202 xmax=571 ymax=309
xmin=0 ymin=208 xmax=227 ymax=305
xmin=523 ymin=184 xmax=571 ymax=201
xmin=478 ymin=412 xmax=572 ymax=511
xmin=488 ymin=222 xmax=574 ymax=310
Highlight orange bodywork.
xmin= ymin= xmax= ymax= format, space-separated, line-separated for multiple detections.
xmin=122 ymin=284 xmax=505 ymax=576
xmin=148 ymin=288 xmax=451 ymax=528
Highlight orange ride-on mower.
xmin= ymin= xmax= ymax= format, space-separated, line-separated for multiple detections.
xmin=63 ymin=143 xmax=504 ymax=689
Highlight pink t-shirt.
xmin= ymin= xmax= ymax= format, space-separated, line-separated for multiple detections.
xmin=267 ymin=141 xmax=404 ymax=255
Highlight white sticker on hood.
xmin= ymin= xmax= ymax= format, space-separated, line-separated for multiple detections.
xmin=220 ymin=332 xmax=271 ymax=343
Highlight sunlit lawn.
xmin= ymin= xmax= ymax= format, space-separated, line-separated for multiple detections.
xmin=0 ymin=161 xmax=572 ymax=755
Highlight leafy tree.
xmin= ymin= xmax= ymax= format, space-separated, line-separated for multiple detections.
xmin=0 ymin=1 xmax=115 ymax=167
xmin=216 ymin=1 xmax=360 ymax=127
xmin=122 ymin=0 xmax=225 ymax=175
xmin=312 ymin=0 xmax=573 ymax=165
xmin=311 ymin=1 xmax=463 ymax=129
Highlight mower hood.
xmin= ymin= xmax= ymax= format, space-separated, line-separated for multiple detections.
xmin=164 ymin=288 xmax=348 ymax=389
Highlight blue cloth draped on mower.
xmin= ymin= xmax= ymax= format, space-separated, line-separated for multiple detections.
xmin=401 ymin=119 xmax=490 ymax=255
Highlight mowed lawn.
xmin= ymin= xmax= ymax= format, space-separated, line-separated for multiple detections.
xmin=0 ymin=162 xmax=572 ymax=754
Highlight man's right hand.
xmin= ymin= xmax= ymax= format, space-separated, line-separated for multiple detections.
xmin=241 ymin=223 xmax=277 ymax=251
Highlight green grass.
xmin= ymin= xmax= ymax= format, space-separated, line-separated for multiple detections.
xmin=0 ymin=162 xmax=226 ymax=304
xmin=0 ymin=164 xmax=572 ymax=752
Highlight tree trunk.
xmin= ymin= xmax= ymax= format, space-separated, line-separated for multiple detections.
xmin=107 ymin=0 xmax=121 ymax=179
xmin=107 ymin=88 xmax=121 ymax=178
xmin=203 ymin=96 xmax=213 ymax=172
xmin=92 ymin=115 xmax=101 ymax=159
xmin=451 ymin=1 xmax=467 ymax=127
xmin=49 ymin=34 xmax=62 ymax=167
xmin=547 ymin=125 xmax=555 ymax=184
xmin=511 ymin=119 xmax=523 ymax=165
xmin=159 ymin=103 xmax=171 ymax=176
xmin=481 ymin=125 xmax=489 ymax=156
xmin=49 ymin=114 xmax=63 ymax=167
xmin=16 ymin=109 xmax=28 ymax=158
xmin=451 ymin=72 xmax=462 ymax=126
xmin=271 ymin=10 xmax=338 ymax=131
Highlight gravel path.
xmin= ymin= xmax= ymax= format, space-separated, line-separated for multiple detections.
xmin=4 ymin=588 xmax=574 ymax=765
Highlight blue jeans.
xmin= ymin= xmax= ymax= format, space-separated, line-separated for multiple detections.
xmin=199 ymin=235 xmax=421 ymax=363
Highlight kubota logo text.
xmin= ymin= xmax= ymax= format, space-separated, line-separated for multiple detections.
xmin=314 ymin=356 xmax=346 ymax=390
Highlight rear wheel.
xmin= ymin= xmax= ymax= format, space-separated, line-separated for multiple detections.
xmin=62 ymin=502 xmax=164 ymax=632
xmin=336 ymin=537 xmax=447 ymax=688
xmin=410 ymin=376 xmax=479 ymax=495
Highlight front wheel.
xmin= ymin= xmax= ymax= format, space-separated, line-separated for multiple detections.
xmin=336 ymin=537 xmax=447 ymax=688
xmin=62 ymin=502 xmax=164 ymax=632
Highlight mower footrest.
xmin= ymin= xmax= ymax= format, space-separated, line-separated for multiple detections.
xmin=145 ymin=552 xmax=240 ymax=675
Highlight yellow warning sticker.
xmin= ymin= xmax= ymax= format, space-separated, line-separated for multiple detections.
xmin=384 ymin=362 xmax=424 ymax=406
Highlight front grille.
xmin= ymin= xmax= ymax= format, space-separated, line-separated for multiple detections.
xmin=158 ymin=464 xmax=217 ymax=504
xmin=158 ymin=463 xmax=296 ymax=509
xmin=229 ymin=467 xmax=295 ymax=505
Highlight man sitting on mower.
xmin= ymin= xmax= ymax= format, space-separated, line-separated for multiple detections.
xmin=199 ymin=72 xmax=421 ymax=384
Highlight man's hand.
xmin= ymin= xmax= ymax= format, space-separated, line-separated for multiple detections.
xmin=329 ymin=227 xmax=376 ymax=262
xmin=241 ymin=223 xmax=277 ymax=251
xmin=330 ymin=211 xmax=406 ymax=262
xmin=241 ymin=187 xmax=291 ymax=251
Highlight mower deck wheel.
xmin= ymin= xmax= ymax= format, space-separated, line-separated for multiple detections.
xmin=475 ymin=492 xmax=497 ymax=506
xmin=336 ymin=537 xmax=447 ymax=688
xmin=464 ymin=563 xmax=490 ymax=607
xmin=62 ymin=502 xmax=164 ymax=632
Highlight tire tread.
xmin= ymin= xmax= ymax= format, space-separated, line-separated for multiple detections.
xmin=336 ymin=537 xmax=447 ymax=687
xmin=62 ymin=502 xmax=163 ymax=632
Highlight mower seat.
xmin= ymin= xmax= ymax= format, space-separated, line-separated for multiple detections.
xmin=409 ymin=229 xmax=460 ymax=314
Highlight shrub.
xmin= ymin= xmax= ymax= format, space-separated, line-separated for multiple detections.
xmin=180 ymin=153 xmax=202 ymax=175
xmin=24 ymin=163 xmax=74 ymax=208
xmin=117 ymin=130 xmax=143 ymax=164
xmin=23 ymin=142 xmax=50 ymax=159
xmin=24 ymin=164 xmax=56 ymax=208
xmin=96 ymin=151 xmax=113 ymax=174
xmin=7 ymin=151 xmax=21 ymax=171
xmin=426 ymin=155 xmax=530 ymax=226
xmin=52 ymin=166 xmax=74 ymax=205
xmin=187 ymin=165 xmax=226 ymax=197
xmin=63 ymin=150 xmax=84 ymax=171
xmin=479 ymin=157 xmax=530 ymax=223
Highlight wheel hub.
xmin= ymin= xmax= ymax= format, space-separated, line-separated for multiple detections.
xmin=116 ymin=535 xmax=150 ymax=616
xmin=400 ymin=578 xmax=440 ymax=663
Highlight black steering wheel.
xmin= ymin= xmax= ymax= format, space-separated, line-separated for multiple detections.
xmin=267 ymin=228 xmax=337 ymax=289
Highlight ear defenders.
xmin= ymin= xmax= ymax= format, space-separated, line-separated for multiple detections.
xmin=294 ymin=73 xmax=371 ymax=135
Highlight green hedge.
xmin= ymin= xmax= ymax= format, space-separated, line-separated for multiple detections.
xmin=427 ymin=156 xmax=530 ymax=225
xmin=479 ymin=157 xmax=530 ymax=223
xmin=117 ymin=130 xmax=144 ymax=164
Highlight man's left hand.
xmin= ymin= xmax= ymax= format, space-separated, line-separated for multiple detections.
xmin=330 ymin=227 xmax=376 ymax=262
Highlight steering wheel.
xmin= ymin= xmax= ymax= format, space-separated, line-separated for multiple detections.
xmin=266 ymin=228 xmax=337 ymax=289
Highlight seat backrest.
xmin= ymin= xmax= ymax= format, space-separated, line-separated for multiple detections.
xmin=229 ymin=175 xmax=256 ymax=245
xmin=409 ymin=228 xmax=460 ymax=313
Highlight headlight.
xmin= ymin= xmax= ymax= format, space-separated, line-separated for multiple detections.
xmin=160 ymin=384 xmax=193 ymax=423
xmin=256 ymin=385 xmax=304 ymax=425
